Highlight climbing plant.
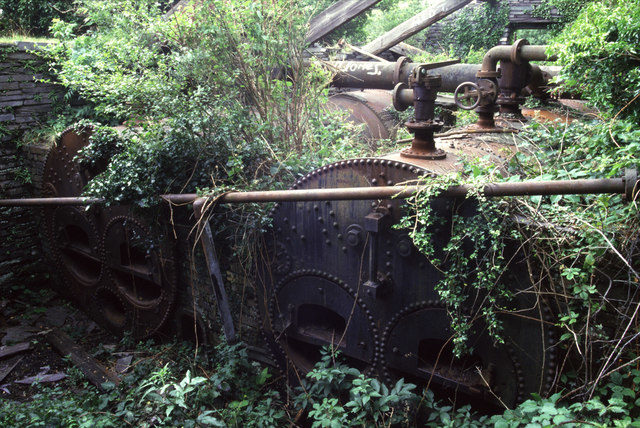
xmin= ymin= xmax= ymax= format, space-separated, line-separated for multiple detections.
xmin=396 ymin=162 xmax=512 ymax=357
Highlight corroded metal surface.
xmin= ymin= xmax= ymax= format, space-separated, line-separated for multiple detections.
xmin=103 ymin=214 xmax=177 ymax=338
xmin=257 ymin=158 xmax=556 ymax=407
xmin=327 ymin=90 xmax=398 ymax=142
xmin=49 ymin=206 xmax=103 ymax=305
xmin=39 ymin=124 xmax=178 ymax=339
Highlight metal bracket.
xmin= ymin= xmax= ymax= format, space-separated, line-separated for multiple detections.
xmin=194 ymin=199 xmax=237 ymax=343
xmin=363 ymin=211 xmax=392 ymax=298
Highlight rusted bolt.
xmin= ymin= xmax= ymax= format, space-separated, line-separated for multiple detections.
xmin=397 ymin=239 xmax=412 ymax=257
xmin=346 ymin=229 xmax=362 ymax=247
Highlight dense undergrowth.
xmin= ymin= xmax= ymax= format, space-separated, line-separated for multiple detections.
xmin=3 ymin=0 xmax=640 ymax=426
xmin=1 ymin=335 xmax=639 ymax=427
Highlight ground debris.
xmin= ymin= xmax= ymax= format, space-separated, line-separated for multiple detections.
xmin=0 ymin=355 xmax=25 ymax=384
xmin=15 ymin=366 xmax=66 ymax=385
xmin=45 ymin=328 xmax=120 ymax=390
xmin=115 ymin=354 xmax=133 ymax=374
xmin=1 ymin=326 xmax=40 ymax=345
xmin=0 ymin=341 xmax=31 ymax=359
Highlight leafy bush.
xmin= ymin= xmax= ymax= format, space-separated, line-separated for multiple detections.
xmin=295 ymin=348 xmax=418 ymax=426
xmin=437 ymin=1 xmax=510 ymax=60
xmin=551 ymin=0 xmax=640 ymax=121
xmin=533 ymin=0 xmax=594 ymax=32
xmin=0 ymin=0 xmax=79 ymax=37
xmin=45 ymin=0 xmax=368 ymax=217
xmin=492 ymin=369 xmax=640 ymax=427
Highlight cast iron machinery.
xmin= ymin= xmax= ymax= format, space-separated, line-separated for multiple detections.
xmin=2 ymin=41 xmax=637 ymax=410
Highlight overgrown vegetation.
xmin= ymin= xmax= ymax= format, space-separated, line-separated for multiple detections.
xmin=436 ymin=1 xmax=510 ymax=60
xmin=0 ymin=0 xmax=79 ymax=37
xmin=3 ymin=0 xmax=640 ymax=425
xmin=551 ymin=0 xmax=640 ymax=121
xmin=393 ymin=0 xmax=640 ymax=424
xmin=44 ymin=0 xmax=370 ymax=217
xmin=397 ymin=167 xmax=513 ymax=357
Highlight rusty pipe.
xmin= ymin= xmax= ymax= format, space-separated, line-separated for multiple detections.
xmin=330 ymin=61 xmax=482 ymax=92
xmin=163 ymin=172 xmax=635 ymax=204
xmin=0 ymin=196 xmax=104 ymax=206
xmin=328 ymin=60 xmax=558 ymax=93
xmin=175 ymin=177 xmax=628 ymax=204
xmin=480 ymin=41 xmax=556 ymax=75
xmin=2 ymin=172 xmax=636 ymax=207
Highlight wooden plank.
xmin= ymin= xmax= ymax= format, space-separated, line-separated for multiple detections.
xmin=0 ymin=355 xmax=24 ymax=384
xmin=389 ymin=42 xmax=427 ymax=58
xmin=361 ymin=0 xmax=474 ymax=55
xmin=45 ymin=328 xmax=120 ymax=390
xmin=306 ymin=0 xmax=383 ymax=45
xmin=0 ymin=342 xmax=31 ymax=359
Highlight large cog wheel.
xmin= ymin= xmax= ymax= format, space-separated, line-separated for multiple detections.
xmin=103 ymin=214 xmax=177 ymax=338
xmin=380 ymin=300 xmax=523 ymax=409
xmin=49 ymin=206 xmax=103 ymax=305
xmin=257 ymin=157 xmax=555 ymax=406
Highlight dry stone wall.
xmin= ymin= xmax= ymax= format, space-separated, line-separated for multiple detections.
xmin=0 ymin=42 xmax=64 ymax=286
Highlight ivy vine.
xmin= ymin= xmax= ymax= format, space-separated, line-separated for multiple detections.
xmin=396 ymin=168 xmax=512 ymax=357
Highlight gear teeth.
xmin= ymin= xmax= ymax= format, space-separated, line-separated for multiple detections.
xmin=102 ymin=214 xmax=177 ymax=339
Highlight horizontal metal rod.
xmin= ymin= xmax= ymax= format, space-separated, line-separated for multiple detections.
xmin=0 ymin=197 xmax=104 ymax=206
xmin=0 ymin=178 xmax=628 ymax=207
xmin=166 ymin=177 xmax=626 ymax=204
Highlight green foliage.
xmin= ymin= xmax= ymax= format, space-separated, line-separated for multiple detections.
xmin=0 ymin=0 xmax=79 ymax=37
xmin=46 ymin=0 xmax=367 ymax=214
xmin=533 ymin=0 xmax=594 ymax=31
xmin=358 ymin=0 xmax=433 ymax=46
xmin=295 ymin=348 xmax=419 ymax=426
xmin=0 ymin=340 xmax=288 ymax=427
xmin=437 ymin=2 xmax=510 ymax=60
xmin=550 ymin=0 xmax=640 ymax=121
xmin=396 ymin=162 xmax=512 ymax=356
xmin=302 ymin=0 xmax=406 ymax=45
xmin=492 ymin=369 xmax=640 ymax=427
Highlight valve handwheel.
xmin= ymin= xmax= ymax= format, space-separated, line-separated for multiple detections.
xmin=454 ymin=82 xmax=481 ymax=110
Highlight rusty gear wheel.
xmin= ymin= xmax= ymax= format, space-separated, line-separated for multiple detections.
xmin=90 ymin=285 xmax=134 ymax=336
xmin=40 ymin=146 xmax=89 ymax=286
xmin=380 ymin=300 xmax=524 ymax=409
xmin=103 ymin=214 xmax=177 ymax=338
xmin=48 ymin=206 xmax=103 ymax=305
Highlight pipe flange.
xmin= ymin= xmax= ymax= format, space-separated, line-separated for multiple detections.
xmin=393 ymin=56 xmax=410 ymax=86
xmin=392 ymin=82 xmax=410 ymax=111
xmin=400 ymin=146 xmax=447 ymax=160
xmin=510 ymin=39 xmax=530 ymax=65
xmin=625 ymin=168 xmax=638 ymax=202
xmin=476 ymin=70 xmax=501 ymax=79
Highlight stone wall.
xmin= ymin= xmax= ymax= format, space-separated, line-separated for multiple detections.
xmin=0 ymin=42 xmax=63 ymax=286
